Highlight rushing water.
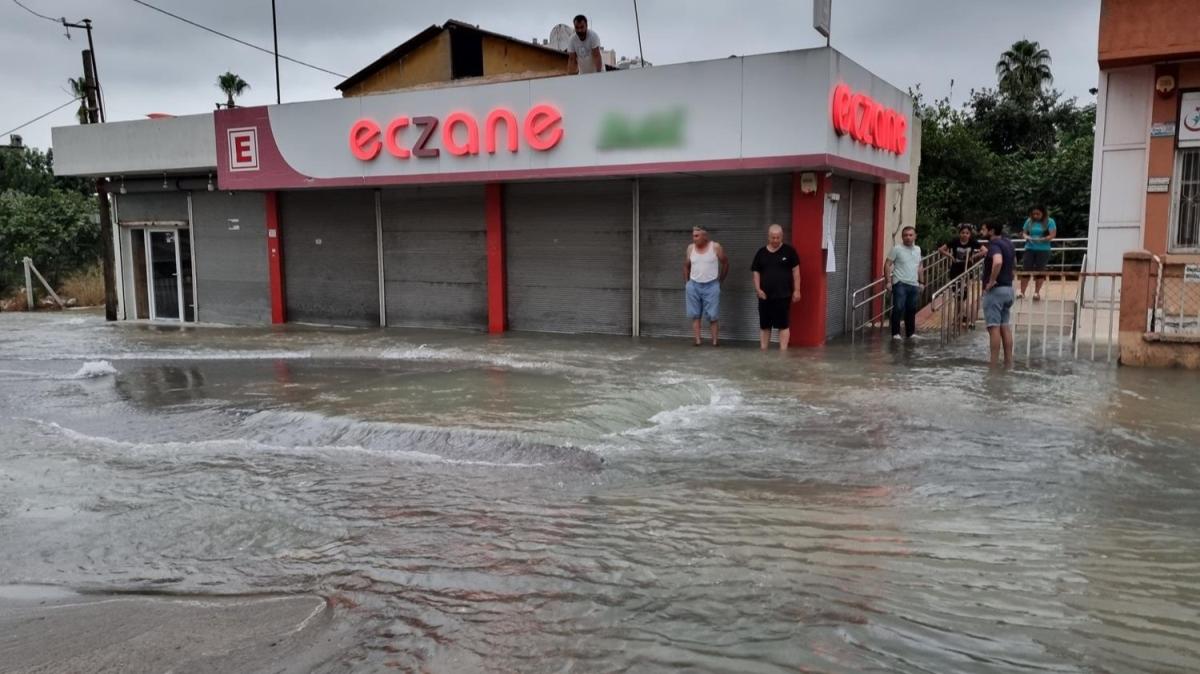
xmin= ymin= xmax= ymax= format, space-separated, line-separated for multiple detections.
xmin=1 ymin=310 xmax=1198 ymax=672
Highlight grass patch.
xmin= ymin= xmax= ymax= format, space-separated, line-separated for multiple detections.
xmin=58 ymin=265 xmax=104 ymax=307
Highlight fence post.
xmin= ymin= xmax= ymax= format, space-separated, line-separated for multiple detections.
xmin=1118 ymin=250 xmax=1154 ymax=364
xmin=23 ymin=257 xmax=34 ymax=310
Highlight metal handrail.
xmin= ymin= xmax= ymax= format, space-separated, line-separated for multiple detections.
xmin=850 ymin=237 xmax=1091 ymax=343
xmin=1150 ymin=254 xmax=1162 ymax=333
xmin=930 ymin=258 xmax=984 ymax=343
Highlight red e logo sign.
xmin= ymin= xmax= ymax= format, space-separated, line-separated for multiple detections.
xmin=831 ymin=84 xmax=907 ymax=156
xmin=227 ymin=127 xmax=259 ymax=171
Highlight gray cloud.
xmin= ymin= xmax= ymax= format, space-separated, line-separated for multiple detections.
xmin=1 ymin=0 xmax=1099 ymax=151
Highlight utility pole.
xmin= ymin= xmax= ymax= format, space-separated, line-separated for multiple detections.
xmin=64 ymin=19 xmax=105 ymax=122
xmin=632 ymin=0 xmax=645 ymax=68
xmin=272 ymin=0 xmax=281 ymax=104
xmin=80 ymin=46 xmax=118 ymax=321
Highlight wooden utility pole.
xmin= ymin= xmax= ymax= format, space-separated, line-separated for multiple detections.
xmin=81 ymin=48 xmax=118 ymax=320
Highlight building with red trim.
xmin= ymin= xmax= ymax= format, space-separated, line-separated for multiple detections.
xmin=52 ymin=42 xmax=914 ymax=345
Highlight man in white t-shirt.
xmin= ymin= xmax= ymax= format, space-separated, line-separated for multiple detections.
xmin=567 ymin=14 xmax=603 ymax=75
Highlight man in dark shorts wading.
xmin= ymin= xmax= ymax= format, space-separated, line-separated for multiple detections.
xmin=980 ymin=222 xmax=1016 ymax=367
xmin=751 ymin=224 xmax=801 ymax=350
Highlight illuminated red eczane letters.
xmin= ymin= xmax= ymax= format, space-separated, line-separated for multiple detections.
xmin=350 ymin=105 xmax=564 ymax=161
xmin=831 ymin=84 xmax=907 ymax=155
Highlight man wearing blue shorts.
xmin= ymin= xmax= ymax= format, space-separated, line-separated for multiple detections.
xmin=684 ymin=226 xmax=729 ymax=346
xmin=980 ymin=222 xmax=1016 ymax=367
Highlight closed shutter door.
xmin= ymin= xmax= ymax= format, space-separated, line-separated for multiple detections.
xmin=380 ymin=186 xmax=487 ymax=330
xmin=640 ymin=175 xmax=791 ymax=341
xmin=506 ymin=181 xmax=633 ymax=335
xmin=825 ymin=177 xmax=852 ymax=337
xmin=280 ymin=189 xmax=379 ymax=327
xmin=845 ymin=181 xmax=876 ymax=333
xmin=115 ymin=192 xmax=189 ymax=224
xmin=189 ymin=191 xmax=269 ymax=325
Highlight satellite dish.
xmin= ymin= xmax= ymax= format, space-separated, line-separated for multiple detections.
xmin=549 ymin=24 xmax=573 ymax=51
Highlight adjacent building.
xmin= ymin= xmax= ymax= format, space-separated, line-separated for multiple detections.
xmin=52 ymin=23 xmax=914 ymax=346
xmin=1088 ymin=0 xmax=1200 ymax=271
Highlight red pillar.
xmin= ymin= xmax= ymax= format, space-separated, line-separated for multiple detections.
xmin=791 ymin=173 xmax=828 ymax=347
xmin=485 ymin=183 xmax=507 ymax=333
xmin=265 ymin=191 xmax=286 ymax=324
xmin=871 ymin=182 xmax=887 ymax=318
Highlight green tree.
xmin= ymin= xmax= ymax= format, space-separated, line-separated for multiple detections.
xmin=995 ymin=39 xmax=1053 ymax=103
xmin=0 ymin=189 xmax=99 ymax=286
xmin=217 ymin=72 xmax=250 ymax=109
xmin=915 ymin=40 xmax=1093 ymax=254
xmin=0 ymin=147 xmax=98 ymax=291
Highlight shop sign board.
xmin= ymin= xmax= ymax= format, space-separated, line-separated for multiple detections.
xmin=1147 ymin=177 xmax=1171 ymax=193
xmin=210 ymin=50 xmax=912 ymax=190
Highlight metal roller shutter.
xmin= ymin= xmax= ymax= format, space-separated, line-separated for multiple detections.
xmin=115 ymin=191 xmax=189 ymax=224
xmin=280 ymin=189 xmax=379 ymax=327
xmin=189 ymin=191 xmax=270 ymax=325
xmin=845 ymin=181 xmax=877 ymax=334
xmin=825 ymin=177 xmax=852 ymax=337
xmin=639 ymin=174 xmax=791 ymax=341
xmin=506 ymin=181 xmax=632 ymax=335
xmin=380 ymin=186 xmax=487 ymax=330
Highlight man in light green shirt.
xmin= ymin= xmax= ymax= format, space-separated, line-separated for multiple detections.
xmin=883 ymin=226 xmax=925 ymax=339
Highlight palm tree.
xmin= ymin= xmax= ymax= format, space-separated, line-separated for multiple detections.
xmin=217 ymin=72 xmax=250 ymax=109
xmin=67 ymin=76 xmax=88 ymax=123
xmin=995 ymin=40 xmax=1053 ymax=101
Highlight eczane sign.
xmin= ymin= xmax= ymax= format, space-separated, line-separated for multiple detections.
xmin=349 ymin=105 xmax=564 ymax=161
xmin=830 ymin=84 xmax=908 ymax=155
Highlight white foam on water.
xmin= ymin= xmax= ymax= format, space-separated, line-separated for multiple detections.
xmin=17 ymin=415 xmax=576 ymax=470
xmin=71 ymin=360 xmax=117 ymax=379
xmin=13 ymin=350 xmax=314 ymax=362
xmin=378 ymin=345 xmax=592 ymax=376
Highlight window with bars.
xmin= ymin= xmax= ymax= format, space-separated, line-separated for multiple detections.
xmin=1174 ymin=148 xmax=1200 ymax=250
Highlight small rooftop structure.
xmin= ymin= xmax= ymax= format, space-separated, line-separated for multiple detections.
xmin=336 ymin=19 xmax=584 ymax=97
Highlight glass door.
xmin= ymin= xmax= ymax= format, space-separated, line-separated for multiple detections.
xmin=147 ymin=230 xmax=181 ymax=320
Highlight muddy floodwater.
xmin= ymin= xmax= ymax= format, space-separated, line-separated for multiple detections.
xmin=1 ymin=311 xmax=1198 ymax=672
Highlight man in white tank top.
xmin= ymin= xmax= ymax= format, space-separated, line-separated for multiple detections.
xmin=683 ymin=226 xmax=729 ymax=346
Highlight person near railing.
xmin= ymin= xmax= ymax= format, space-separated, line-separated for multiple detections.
xmin=980 ymin=222 xmax=1016 ymax=367
xmin=884 ymin=226 xmax=924 ymax=340
xmin=938 ymin=224 xmax=980 ymax=326
xmin=1019 ymin=205 xmax=1056 ymax=301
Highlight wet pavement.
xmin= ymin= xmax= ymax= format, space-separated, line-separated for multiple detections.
xmin=1 ymin=310 xmax=1198 ymax=672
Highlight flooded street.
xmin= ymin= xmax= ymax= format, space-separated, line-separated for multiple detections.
xmin=1 ymin=310 xmax=1198 ymax=673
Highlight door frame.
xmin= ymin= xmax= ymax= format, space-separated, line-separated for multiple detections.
xmin=140 ymin=225 xmax=190 ymax=322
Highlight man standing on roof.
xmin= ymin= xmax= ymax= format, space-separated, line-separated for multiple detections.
xmin=567 ymin=15 xmax=603 ymax=75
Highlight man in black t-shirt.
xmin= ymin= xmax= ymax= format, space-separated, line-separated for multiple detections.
xmin=751 ymin=224 xmax=801 ymax=350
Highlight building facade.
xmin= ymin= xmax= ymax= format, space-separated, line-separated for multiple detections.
xmin=52 ymin=47 xmax=913 ymax=346
xmin=1088 ymin=0 xmax=1200 ymax=273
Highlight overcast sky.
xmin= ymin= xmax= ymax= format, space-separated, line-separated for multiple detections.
xmin=2 ymin=0 xmax=1101 ymax=152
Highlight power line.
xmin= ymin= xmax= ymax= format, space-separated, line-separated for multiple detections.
xmin=1 ymin=98 xmax=82 ymax=138
xmin=129 ymin=0 xmax=346 ymax=78
xmin=10 ymin=0 xmax=60 ymax=24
